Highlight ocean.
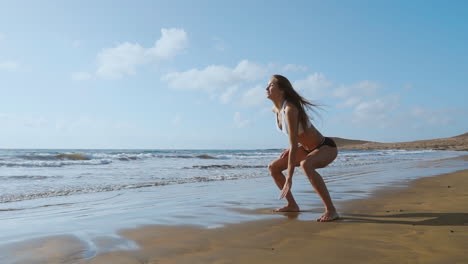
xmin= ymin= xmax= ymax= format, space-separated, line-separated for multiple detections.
xmin=1 ymin=148 xmax=467 ymax=256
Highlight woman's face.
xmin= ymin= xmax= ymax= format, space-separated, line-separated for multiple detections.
xmin=266 ymin=78 xmax=283 ymax=100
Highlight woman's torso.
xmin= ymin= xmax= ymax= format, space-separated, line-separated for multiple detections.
xmin=276 ymin=101 xmax=324 ymax=150
xmin=298 ymin=126 xmax=324 ymax=150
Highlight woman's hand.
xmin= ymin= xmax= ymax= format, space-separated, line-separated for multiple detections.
xmin=279 ymin=176 xmax=292 ymax=199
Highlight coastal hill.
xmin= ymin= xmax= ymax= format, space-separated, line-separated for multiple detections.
xmin=332 ymin=132 xmax=468 ymax=151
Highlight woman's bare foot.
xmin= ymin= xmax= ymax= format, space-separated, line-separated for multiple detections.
xmin=316 ymin=210 xmax=339 ymax=222
xmin=274 ymin=204 xmax=300 ymax=212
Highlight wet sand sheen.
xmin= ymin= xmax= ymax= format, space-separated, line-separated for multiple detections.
xmin=4 ymin=162 xmax=467 ymax=263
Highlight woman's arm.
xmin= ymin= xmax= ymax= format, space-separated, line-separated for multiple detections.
xmin=279 ymin=104 xmax=299 ymax=199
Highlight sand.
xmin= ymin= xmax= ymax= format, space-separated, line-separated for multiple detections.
xmin=4 ymin=160 xmax=468 ymax=264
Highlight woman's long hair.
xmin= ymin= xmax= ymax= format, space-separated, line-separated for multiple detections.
xmin=273 ymin=74 xmax=321 ymax=129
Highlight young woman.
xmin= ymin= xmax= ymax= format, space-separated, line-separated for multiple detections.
xmin=266 ymin=74 xmax=339 ymax=222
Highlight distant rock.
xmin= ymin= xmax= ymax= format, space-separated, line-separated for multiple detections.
xmin=330 ymin=137 xmax=373 ymax=148
xmin=453 ymin=132 xmax=468 ymax=138
xmin=335 ymin=132 xmax=468 ymax=151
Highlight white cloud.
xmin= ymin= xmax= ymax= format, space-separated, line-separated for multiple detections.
xmin=293 ymin=73 xmax=332 ymax=98
xmin=0 ymin=113 xmax=49 ymax=128
xmin=333 ymin=84 xmax=461 ymax=131
xmin=409 ymin=106 xmax=453 ymax=126
xmin=163 ymin=65 xmax=234 ymax=91
xmin=241 ymin=85 xmax=265 ymax=106
xmin=71 ymin=71 xmax=93 ymax=81
xmin=351 ymin=95 xmax=400 ymax=126
xmin=337 ymin=96 xmax=361 ymax=108
xmin=220 ymin=86 xmax=238 ymax=104
xmin=233 ymin=60 xmax=268 ymax=81
xmin=161 ymin=61 xmax=320 ymax=106
xmin=162 ymin=64 xmax=336 ymax=109
xmin=162 ymin=60 xmax=268 ymax=91
xmin=96 ymin=42 xmax=147 ymax=79
xmin=334 ymin=80 xmax=380 ymax=109
xmin=95 ymin=28 xmax=188 ymax=79
xmin=0 ymin=61 xmax=19 ymax=71
xmin=334 ymin=80 xmax=379 ymax=98
xmin=233 ymin=112 xmax=250 ymax=128
xmin=147 ymin=28 xmax=188 ymax=59
xmin=283 ymin=64 xmax=308 ymax=72
xmin=162 ymin=60 xmax=274 ymax=107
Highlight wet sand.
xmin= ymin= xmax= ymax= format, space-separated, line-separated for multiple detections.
xmin=3 ymin=159 xmax=468 ymax=264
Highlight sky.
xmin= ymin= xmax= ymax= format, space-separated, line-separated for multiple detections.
xmin=0 ymin=0 xmax=467 ymax=149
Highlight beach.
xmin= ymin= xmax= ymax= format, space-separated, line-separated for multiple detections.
xmin=97 ymin=169 xmax=468 ymax=264
xmin=0 ymin=153 xmax=467 ymax=263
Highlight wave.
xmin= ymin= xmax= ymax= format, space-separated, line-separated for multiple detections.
xmin=184 ymin=164 xmax=266 ymax=169
xmin=0 ymin=172 xmax=266 ymax=203
xmin=0 ymin=202 xmax=74 ymax=212
xmin=0 ymin=159 xmax=112 ymax=168
xmin=0 ymin=175 xmax=63 ymax=180
xmin=55 ymin=153 xmax=90 ymax=160
xmin=153 ymin=154 xmax=218 ymax=159
xmin=1 ymin=152 xmax=223 ymax=168
xmin=195 ymin=154 xmax=217 ymax=159
xmin=0 ymin=186 xmax=144 ymax=203
xmin=1 ymin=150 xmax=280 ymax=167
xmin=1 ymin=149 xmax=445 ymax=169
xmin=17 ymin=153 xmax=91 ymax=161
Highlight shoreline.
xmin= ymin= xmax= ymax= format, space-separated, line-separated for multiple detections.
xmin=2 ymin=156 xmax=467 ymax=263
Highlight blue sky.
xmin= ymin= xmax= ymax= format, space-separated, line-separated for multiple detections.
xmin=1 ymin=0 xmax=467 ymax=149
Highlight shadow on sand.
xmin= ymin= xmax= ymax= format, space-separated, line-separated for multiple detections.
xmin=340 ymin=212 xmax=468 ymax=226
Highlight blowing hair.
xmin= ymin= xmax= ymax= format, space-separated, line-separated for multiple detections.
xmin=272 ymin=74 xmax=321 ymax=129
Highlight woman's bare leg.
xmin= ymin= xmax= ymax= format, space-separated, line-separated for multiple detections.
xmin=300 ymin=146 xmax=339 ymax=222
xmin=268 ymin=148 xmax=308 ymax=212
xmin=268 ymin=159 xmax=299 ymax=212
xmin=305 ymin=169 xmax=338 ymax=221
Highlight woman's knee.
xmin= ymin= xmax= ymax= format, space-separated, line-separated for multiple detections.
xmin=268 ymin=159 xmax=284 ymax=174
xmin=300 ymin=159 xmax=318 ymax=171
xmin=268 ymin=161 xmax=275 ymax=173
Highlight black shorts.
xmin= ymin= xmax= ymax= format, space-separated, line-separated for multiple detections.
xmin=302 ymin=137 xmax=337 ymax=153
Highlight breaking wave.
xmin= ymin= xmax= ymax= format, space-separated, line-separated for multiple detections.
xmin=0 ymin=173 xmax=264 ymax=203
xmin=185 ymin=164 xmax=266 ymax=169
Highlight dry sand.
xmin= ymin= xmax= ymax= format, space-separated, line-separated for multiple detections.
xmin=5 ymin=158 xmax=468 ymax=264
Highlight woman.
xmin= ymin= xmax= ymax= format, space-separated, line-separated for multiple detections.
xmin=266 ymin=74 xmax=339 ymax=222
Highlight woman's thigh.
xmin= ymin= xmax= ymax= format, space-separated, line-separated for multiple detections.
xmin=302 ymin=146 xmax=338 ymax=169
xmin=272 ymin=147 xmax=310 ymax=170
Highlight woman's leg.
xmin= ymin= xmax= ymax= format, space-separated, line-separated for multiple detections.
xmin=268 ymin=149 xmax=307 ymax=212
xmin=268 ymin=157 xmax=299 ymax=211
xmin=299 ymin=146 xmax=339 ymax=221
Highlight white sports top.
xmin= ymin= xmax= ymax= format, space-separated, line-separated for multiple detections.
xmin=276 ymin=100 xmax=312 ymax=135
